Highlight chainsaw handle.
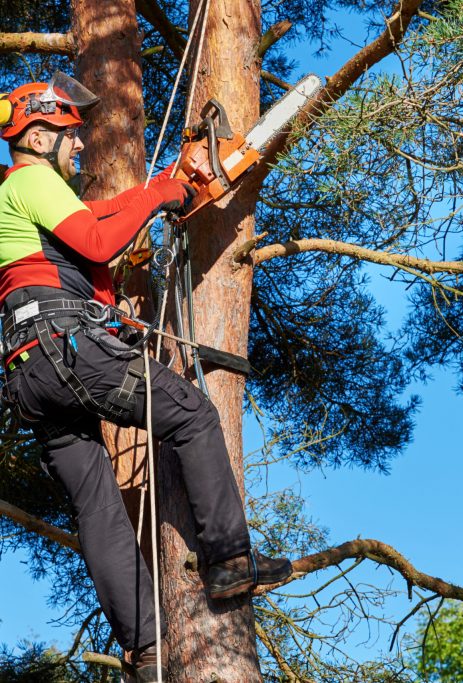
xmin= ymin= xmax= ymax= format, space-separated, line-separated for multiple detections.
xmin=202 ymin=116 xmax=230 ymax=191
xmin=199 ymin=99 xmax=233 ymax=140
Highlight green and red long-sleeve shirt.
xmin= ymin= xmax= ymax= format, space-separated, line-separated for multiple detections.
xmin=0 ymin=163 xmax=171 ymax=308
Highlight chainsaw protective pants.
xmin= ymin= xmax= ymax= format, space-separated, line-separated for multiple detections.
xmin=5 ymin=329 xmax=251 ymax=651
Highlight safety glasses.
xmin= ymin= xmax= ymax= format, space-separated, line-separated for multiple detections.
xmin=37 ymin=127 xmax=80 ymax=142
xmin=63 ymin=127 xmax=80 ymax=140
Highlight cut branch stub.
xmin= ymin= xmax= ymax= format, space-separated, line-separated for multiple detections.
xmin=0 ymin=32 xmax=74 ymax=55
xmin=233 ymin=231 xmax=269 ymax=263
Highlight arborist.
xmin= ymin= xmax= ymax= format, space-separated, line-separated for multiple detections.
xmin=0 ymin=72 xmax=292 ymax=682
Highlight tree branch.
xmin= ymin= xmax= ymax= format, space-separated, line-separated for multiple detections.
xmin=256 ymin=0 xmax=424 ymax=176
xmin=0 ymin=32 xmax=74 ymax=55
xmin=0 ymin=498 xmax=80 ymax=552
xmin=249 ymin=237 xmax=463 ymax=275
xmin=258 ymin=21 xmax=293 ymax=59
xmin=261 ymin=70 xmax=292 ymax=91
xmin=253 ymin=538 xmax=463 ymax=600
xmin=255 ymin=621 xmax=307 ymax=682
xmin=135 ymin=0 xmax=186 ymax=60
xmin=82 ymin=651 xmax=134 ymax=676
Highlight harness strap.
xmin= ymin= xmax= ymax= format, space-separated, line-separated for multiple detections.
xmin=3 ymin=298 xmax=101 ymax=338
xmin=35 ymin=319 xmax=104 ymax=415
xmin=102 ymin=356 xmax=145 ymax=415
xmin=34 ymin=319 xmax=144 ymax=424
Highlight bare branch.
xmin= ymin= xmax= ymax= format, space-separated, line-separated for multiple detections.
xmin=255 ymin=621 xmax=309 ymax=682
xmin=258 ymin=21 xmax=293 ymax=59
xmin=0 ymin=32 xmax=74 ymax=55
xmin=135 ymin=0 xmax=186 ymax=60
xmin=261 ymin=69 xmax=292 ymax=91
xmin=82 ymin=651 xmax=134 ymax=676
xmin=253 ymin=539 xmax=463 ymax=600
xmin=256 ymin=0 xmax=424 ymax=176
xmin=251 ymin=237 xmax=463 ymax=275
xmin=0 ymin=498 xmax=80 ymax=552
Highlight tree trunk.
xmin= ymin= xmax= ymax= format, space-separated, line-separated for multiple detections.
xmin=70 ymin=0 xmax=155 ymax=574
xmin=158 ymin=0 xmax=263 ymax=680
xmin=71 ymin=0 xmax=263 ymax=679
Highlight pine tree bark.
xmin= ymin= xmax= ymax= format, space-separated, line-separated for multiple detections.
xmin=157 ymin=0 xmax=263 ymax=680
xmin=70 ymin=0 xmax=155 ymax=590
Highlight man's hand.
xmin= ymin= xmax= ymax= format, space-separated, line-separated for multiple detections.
xmin=149 ymin=162 xmax=175 ymax=184
xmin=153 ymin=178 xmax=197 ymax=212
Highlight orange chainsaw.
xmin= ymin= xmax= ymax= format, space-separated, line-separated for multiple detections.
xmin=174 ymin=73 xmax=322 ymax=222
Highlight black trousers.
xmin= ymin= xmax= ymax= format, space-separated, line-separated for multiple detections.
xmin=6 ymin=328 xmax=251 ymax=650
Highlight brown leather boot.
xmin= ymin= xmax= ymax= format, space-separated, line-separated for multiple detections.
xmin=131 ymin=640 xmax=168 ymax=682
xmin=208 ymin=549 xmax=292 ymax=599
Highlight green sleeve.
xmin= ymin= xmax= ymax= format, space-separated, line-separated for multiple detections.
xmin=10 ymin=165 xmax=91 ymax=230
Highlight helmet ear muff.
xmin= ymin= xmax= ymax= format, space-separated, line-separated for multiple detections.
xmin=0 ymin=96 xmax=13 ymax=127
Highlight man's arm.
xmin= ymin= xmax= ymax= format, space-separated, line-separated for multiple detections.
xmin=21 ymin=165 xmax=188 ymax=263
xmin=83 ymin=164 xmax=175 ymax=218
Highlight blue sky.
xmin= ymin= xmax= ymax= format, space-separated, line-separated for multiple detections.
xmin=1 ymin=3 xmax=462 ymax=668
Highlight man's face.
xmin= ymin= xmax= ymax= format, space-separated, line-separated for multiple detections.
xmin=55 ymin=127 xmax=84 ymax=181
xmin=28 ymin=126 xmax=84 ymax=181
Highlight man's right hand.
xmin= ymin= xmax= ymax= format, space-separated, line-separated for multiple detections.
xmin=152 ymin=179 xmax=197 ymax=213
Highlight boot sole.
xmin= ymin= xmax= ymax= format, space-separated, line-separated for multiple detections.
xmin=209 ymin=563 xmax=293 ymax=600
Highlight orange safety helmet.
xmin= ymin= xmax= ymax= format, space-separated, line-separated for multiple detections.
xmin=0 ymin=71 xmax=99 ymax=140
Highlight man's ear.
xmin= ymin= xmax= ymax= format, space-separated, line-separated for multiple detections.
xmin=25 ymin=128 xmax=48 ymax=154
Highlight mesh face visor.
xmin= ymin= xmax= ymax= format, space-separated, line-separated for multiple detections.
xmin=39 ymin=71 xmax=100 ymax=111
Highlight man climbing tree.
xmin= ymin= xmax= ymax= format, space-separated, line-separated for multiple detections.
xmin=0 ymin=71 xmax=291 ymax=682
xmin=1 ymin=0 xmax=463 ymax=681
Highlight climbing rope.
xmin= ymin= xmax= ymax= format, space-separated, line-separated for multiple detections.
xmin=134 ymin=1 xmax=213 ymax=679
xmin=145 ymin=0 xmax=209 ymax=186
xmin=143 ymin=343 xmax=163 ymax=683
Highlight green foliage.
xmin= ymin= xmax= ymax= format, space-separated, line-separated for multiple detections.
xmin=0 ymin=640 xmax=121 ymax=682
xmin=407 ymin=602 xmax=463 ymax=682
xmin=0 ymin=642 xmax=76 ymax=683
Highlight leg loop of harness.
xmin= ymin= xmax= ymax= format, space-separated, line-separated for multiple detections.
xmin=34 ymin=319 xmax=144 ymax=426
xmin=100 ymin=356 xmax=145 ymax=423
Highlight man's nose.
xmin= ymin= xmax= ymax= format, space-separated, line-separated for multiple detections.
xmin=74 ymin=135 xmax=84 ymax=152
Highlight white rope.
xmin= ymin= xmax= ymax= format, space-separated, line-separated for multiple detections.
xmin=184 ymin=0 xmax=212 ymax=128
xmin=143 ymin=343 xmax=163 ymax=683
xmin=136 ymin=3 xmax=213 ymax=678
xmin=145 ymin=0 xmax=207 ymax=187
xmin=136 ymin=458 xmax=148 ymax=546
